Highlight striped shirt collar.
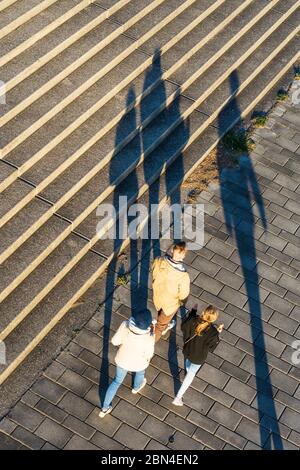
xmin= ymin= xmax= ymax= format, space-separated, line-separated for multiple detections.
xmin=165 ymin=254 xmax=186 ymax=272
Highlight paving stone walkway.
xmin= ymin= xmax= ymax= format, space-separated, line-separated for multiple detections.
xmin=0 ymin=83 xmax=300 ymax=451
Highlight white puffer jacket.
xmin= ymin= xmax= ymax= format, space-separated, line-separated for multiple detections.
xmin=112 ymin=321 xmax=155 ymax=372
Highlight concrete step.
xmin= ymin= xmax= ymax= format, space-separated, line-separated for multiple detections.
xmin=0 ymin=160 xmax=15 ymax=186
xmin=0 ymin=0 xmax=18 ymax=14
xmin=0 ymin=0 xmax=221 ymax=159
xmin=184 ymin=12 xmax=300 ymax=110
xmin=0 ymin=226 xmax=93 ymax=337
xmin=0 ymin=0 xmax=281 ymax=227
xmin=168 ymin=0 xmax=300 ymax=88
xmin=0 ymin=245 xmax=106 ymax=385
xmin=3 ymin=0 xmax=256 ymax=162
xmin=0 ymin=0 xmax=58 ymax=41
xmin=0 ymin=0 xmax=186 ymax=130
xmin=0 ymin=0 xmax=93 ymax=68
xmin=0 ymin=0 xmax=249 ymax=220
xmin=0 ymin=0 xmax=140 ymax=125
xmin=0 ymin=1 xmax=297 ymax=267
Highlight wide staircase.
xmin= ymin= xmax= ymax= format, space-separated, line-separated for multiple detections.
xmin=0 ymin=0 xmax=299 ymax=387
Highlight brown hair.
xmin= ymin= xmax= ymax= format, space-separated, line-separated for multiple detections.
xmin=195 ymin=305 xmax=219 ymax=336
xmin=171 ymin=241 xmax=186 ymax=255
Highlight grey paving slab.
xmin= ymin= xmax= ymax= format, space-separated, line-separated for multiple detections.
xmin=269 ymin=369 xmax=299 ymax=396
xmin=168 ymin=430 xmax=203 ymax=450
xmin=224 ymin=378 xmax=257 ymax=405
xmin=165 ymin=412 xmax=197 ymax=437
xmin=208 ymin=402 xmax=242 ymax=431
xmin=86 ymin=407 xmax=122 ymax=438
xmin=35 ymin=399 xmax=68 ymax=424
xmin=112 ymin=400 xmax=147 ymax=428
xmin=8 ymin=402 xmax=45 ymax=433
xmin=220 ymin=361 xmax=251 ymax=384
xmin=63 ymin=434 xmax=99 ymax=450
xmin=35 ymin=418 xmax=73 ymax=448
xmin=21 ymin=390 xmax=41 ymax=408
xmin=193 ymin=426 xmax=225 ymax=450
xmin=187 ymin=410 xmax=218 ymax=434
xmin=57 ymin=369 xmax=93 ymax=398
xmin=31 ymin=377 xmax=67 ymax=405
xmin=63 ymin=415 xmax=96 ymax=440
xmin=137 ymin=396 xmax=168 ymax=421
xmin=0 ymin=432 xmax=27 ymax=450
xmin=0 ymin=417 xmax=18 ymax=435
xmin=91 ymin=430 xmax=124 ymax=450
xmin=215 ymin=425 xmax=247 ymax=450
xmin=114 ymin=423 xmax=150 ymax=450
xmin=11 ymin=426 xmax=46 ymax=450
xmin=58 ymin=392 xmax=94 ymax=421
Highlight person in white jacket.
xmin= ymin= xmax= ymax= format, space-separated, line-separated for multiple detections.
xmin=99 ymin=309 xmax=155 ymax=418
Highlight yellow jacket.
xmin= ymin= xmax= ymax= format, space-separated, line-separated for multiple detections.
xmin=152 ymin=256 xmax=190 ymax=316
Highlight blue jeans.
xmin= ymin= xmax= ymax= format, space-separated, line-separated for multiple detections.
xmin=102 ymin=366 xmax=145 ymax=410
xmin=176 ymin=359 xmax=201 ymax=399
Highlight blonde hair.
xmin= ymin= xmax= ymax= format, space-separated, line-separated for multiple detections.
xmin=195 ymin=305 xmax=219 ymax=336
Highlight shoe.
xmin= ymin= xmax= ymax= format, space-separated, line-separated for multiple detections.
xmin=162 ymin=319 xmax=176 ymax=336
xmin=99 ymin=406 xmax=112 ymax=418
xmin=172 ymin=397 xmax=184 ymax=407
xmin=132 ymin=378 xmax=147 ymax=394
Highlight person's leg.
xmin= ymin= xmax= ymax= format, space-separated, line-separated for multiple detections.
xmin=155 ymin=309 xmax=174 ymax=342
xmin=133 ymin=370 xmax=145 ymax=390
xmin=132 ymin=370 xmax=147 ymax=394
xmin=102 ymin=366 xmax=127 ymax=410
xmin=185 ymin=358 xmax=191 ymax=373
xmin=173 ymin=361 xmax=201 ymax=404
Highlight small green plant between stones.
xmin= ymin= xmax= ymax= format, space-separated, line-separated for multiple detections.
xmin=116 ymin=273 xmax=130 ymax=285
xmin=276 ymin=89 xmax=289 ymax=102
xmin=222 ymin=130 xmax=256 ymax=153
xmin=252 ymin=114 xmax=268 ymax=128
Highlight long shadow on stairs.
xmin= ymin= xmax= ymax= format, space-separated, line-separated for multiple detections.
xmin=216 ymin=70 xmax=283 ymax=449
xmin=99 ymin=49 xmax=190 ymax=402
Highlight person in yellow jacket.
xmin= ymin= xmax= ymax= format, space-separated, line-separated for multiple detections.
xmin=152 ymin=241 xmax=190 ymax=342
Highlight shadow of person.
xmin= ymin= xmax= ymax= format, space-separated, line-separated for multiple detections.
xmin=216 ymin=70 xmax=283 ymax=449
xmin=140 ymin=49 xmax=190 ymax=395
xmin=99 ymin=47 xmax=191 ymax=403
xmin=99 ymin=85 xmax=140 ymax=404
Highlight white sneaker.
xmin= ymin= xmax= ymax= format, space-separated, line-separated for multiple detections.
xmin=172 ymin=397 xmax=184 ymax=407
xmin=132 ymin=378 xmax=147 ymax=394
xmin=99 ymin=406 xmax=112 ymax=418
xmin=162 ymin=319 xmax=176 ymax=336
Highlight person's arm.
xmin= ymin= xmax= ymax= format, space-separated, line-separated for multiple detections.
xmin=144 ymin=339 xmax=155 ymax=362
xmin=181 ymin=305 xmax=197 ymax=326
xmin=208 ymin=335 xmax=220 ymax=353
xmin=111 ymin=321 xmax=126 ymax=346
xmin=208 ymin=328 xmax=222 ymax=352
xmin=151 ymin=258 xmax=159 ymax=282
xmin=178 ymin=274 xmax=190 ymax=304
